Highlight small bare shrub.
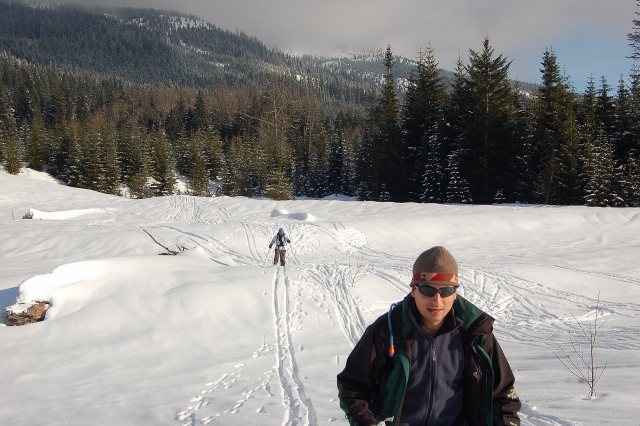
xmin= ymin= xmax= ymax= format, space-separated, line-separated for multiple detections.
xmin=347 ymin=251 xmax=368 ymax=287
xmin=555 ymin=292 xmax=606 ymax=399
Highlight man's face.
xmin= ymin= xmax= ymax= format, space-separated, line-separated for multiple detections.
xmin=411 ymin=283 xmax=457 ymax=335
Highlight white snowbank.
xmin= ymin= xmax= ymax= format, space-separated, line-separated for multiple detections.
xmin=289 ymin=212 xmax=317 ymax=221
xmin=270 ymin=208 xmax=289 ymax=217
xmin=29 ymin=207 xmax=106 ymax=220
xmin=271 ymin=207 xmax=316 ymax=221
xmin=0 ymin=169 xmax=639 ymax=425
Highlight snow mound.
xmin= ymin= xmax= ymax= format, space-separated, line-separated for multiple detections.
xmin=177 ymin=246 xmax=211 ymax=259
xmin=271 ymin=207 xmax=315 ymax=221
xmin=29 ymin=207 xmax=106 ymax=220
xmin=270 ymin=208 xmax=289 ymax=217
xmin=289 ymin=212 xmax=317 ymax=222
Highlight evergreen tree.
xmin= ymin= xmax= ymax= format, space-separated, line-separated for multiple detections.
xmin=122 ymin=126 xmax=152 ymax=198
xmin=150 ymin=128 xmax=175 ymax=196
xmin=77 ymin=122 xmax=103 ymax=190
xmin=629 ymin=0 xmax=640 ymax=62
xmin=327 ymin=126 xmax=345 ymax=195
xmin=265 ymin=168 xmax=292 ymax=200
xmin=459 ymin=38 xmax=517 ymax=204
xmin=221 ymin=135 xmax=255 ymax=197
xmin=340 ymin=127 xmax=359 ymax=197
xmin=0 ymin=81 xmax=16 ymax=166
xmin=14 ymin=73 xmax=34 ymax=126
xmin=445 ymin=151 xmax=472 ymax=203
xmin=53 ymin=121 xmax=81 ymax=185
xmin=204 ymin=130 xmax=224 ymax=183
xmin=443 ymin=55 xmax=471 ymax=202
xmin=402 ymin=46 xmax=448 ymax=202
xmin=25 ymin=105 xmax=49 ymax=171
xmin=612 ymin=76 xmax=637 ymax=164
xmin=585 ymin=125 xmax=624 ymax=206
xmin=532 ymin=49 xmax=582 ymax=204
xmin=4 ymin=137 xmax=22 ymax=174
xmin=2 ymin=92 xmax=22 ymax=174
xmin=100 ymin=122 xmax=121 ymax=195
xmin=596 ymin=77 xmax=615 ymax=138
xmin=362 ymin=46 xmax=402 ymax=200
xmin=191 ymin=90 xmax=209 ymax=134
xmin=186 ymin=130 xmax=212 ymax=196
xmin=625 ymin=153 xmax=640 ymax=206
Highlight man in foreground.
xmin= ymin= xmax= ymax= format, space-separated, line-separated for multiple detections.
xmin=337 ymin=246 xmax=521 ymax=425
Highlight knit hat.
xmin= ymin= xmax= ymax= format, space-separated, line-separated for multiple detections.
xmin=410 ymin=246 xmax=459 ymax=287
xmin=278 ymin=228 xmax=284 ymax=234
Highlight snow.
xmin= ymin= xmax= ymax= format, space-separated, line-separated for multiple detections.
xmin=1 ymin=168 xmax=639 ymax=426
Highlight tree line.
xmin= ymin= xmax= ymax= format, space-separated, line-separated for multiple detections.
xmin=0 ymin=51 xmax=363 ymax=199
xmin=358 ymin=40 xmax=640 ymax=207
xmin=2 ymin=4 xmax=640 ymax=206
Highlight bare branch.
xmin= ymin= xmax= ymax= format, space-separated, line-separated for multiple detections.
xmin=554 ymin=292 xmax=606 ymax=398
xmin=143 ymin=229 xmax=178 ymax=255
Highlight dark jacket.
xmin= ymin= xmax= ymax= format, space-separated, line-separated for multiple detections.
xmin=337 ymin=293 xmax=521 ymax=426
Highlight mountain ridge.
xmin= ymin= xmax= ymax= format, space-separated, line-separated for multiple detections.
xmin=0 ymin=1 xmax=537 ymax=103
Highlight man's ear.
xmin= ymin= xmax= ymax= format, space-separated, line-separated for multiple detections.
xmin=410 ymin=285 xmax=416 ymax=298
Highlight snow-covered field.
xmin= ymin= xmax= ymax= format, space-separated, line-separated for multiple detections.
xmin=1 ymin=168 xmax=639 ymax=425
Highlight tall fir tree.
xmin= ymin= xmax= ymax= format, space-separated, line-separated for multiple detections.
xmin=122 ymin=125 xmax=152 ymax=199
xmin=532 ymin=49 xmax=582 ymax=205
xmin=459 ymin=38 xmax=517 ymax=204
xmin=402 ymin=46 xmax=448 ymax=202
xmin=624 ymin=153 xmax=640 ymax=206
xmin=629 ymin=0 xmax=640 ymax=62
xmin=53 ymin=121 xmax=81 ymax=185
xmin=100 ymin=122 xmax=121 ymax=195
xmin=596 ymin=77 xmax=615 ymax=139
xmin=361 ymin=45 xmax=402 ymax=201
xmin=204 ymin=130 xmax=224 ymax=184
xmin=186 ymin=130 xmax=211 ymax=196
xmin=612 ymin=77 xmax=637 ymax=164
xmin=445 ymin=151 xmax=472 ymax=203
xmin=443 ymin=55 xmax=471 ymax=202
xmin=25 ymin=105 xmax=49 ymax=171
xmin=77 ymin=122 xmax=103 ymax=190
xmin=0 ymin=81 xmax=17 ymax=167
xmin=585 ymin=125 xmax=624 ymax=206
xmin=265 ymin=168 xmax=292 ymax=200
xmin=150 ymin=128 xmax=175 ymax=196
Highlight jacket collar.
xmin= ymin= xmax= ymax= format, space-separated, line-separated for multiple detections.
xmin=400 ymin=293 xmax=493 ymax=337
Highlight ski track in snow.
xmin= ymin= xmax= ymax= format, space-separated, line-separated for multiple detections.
xmin=175 ymin=338 xmax=279 ymax=426
xmin=163 ymin=202 xmax=639 ymax=425
xmin=271 ymin=267 xmax=317 ymax=426
xmin=165 ymin=195 xmax=204 ymax=224
xmin=460 ymin=267 xmax=640 ymax=351
xmin=164 ymin=195 xmax=232 ymax=225
xmin=303 ymin=264 xmax=366 ymax=348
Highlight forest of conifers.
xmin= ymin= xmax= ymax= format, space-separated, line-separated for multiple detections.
xmin=1 ymin=1 xmax=639 ymax=206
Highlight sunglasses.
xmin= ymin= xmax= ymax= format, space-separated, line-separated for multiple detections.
xmin=414 ymin=285 xmax=457 ymax=298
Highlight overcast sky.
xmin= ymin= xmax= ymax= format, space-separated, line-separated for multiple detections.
xmin=58 ymin=0 xmax=637 ymax=92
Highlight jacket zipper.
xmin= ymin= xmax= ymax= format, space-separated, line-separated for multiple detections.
xmin=424 ymin=338 xmax=437 ymax=423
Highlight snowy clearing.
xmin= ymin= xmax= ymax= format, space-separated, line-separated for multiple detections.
xmin=1 ymin=169 xmax=639 ymax=425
